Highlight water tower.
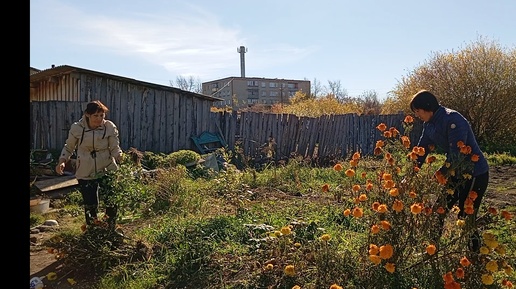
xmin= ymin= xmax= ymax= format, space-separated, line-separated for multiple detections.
xmin=237 ymin=46 xmax=248 ymax=77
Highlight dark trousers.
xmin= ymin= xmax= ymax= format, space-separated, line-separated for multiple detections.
xmin=436 ymin=171 xmax=489 ymax=252
xmin=78 ymin=178 xmax=118 ymax=228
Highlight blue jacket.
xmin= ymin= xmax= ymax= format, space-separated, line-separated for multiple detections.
xmin=416 ymin=106 xmax=489 ymax=177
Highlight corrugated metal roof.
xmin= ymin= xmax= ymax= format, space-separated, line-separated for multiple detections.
xmin=30 ymin=65 xmax=222 ymax=102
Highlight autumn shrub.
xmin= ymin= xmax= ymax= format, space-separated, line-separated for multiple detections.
xmin=99 ymin=161 xmax=154 ymax=221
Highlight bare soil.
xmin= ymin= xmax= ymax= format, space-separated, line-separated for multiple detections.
xmin=29 ymin=165 xmax=516 ymax=288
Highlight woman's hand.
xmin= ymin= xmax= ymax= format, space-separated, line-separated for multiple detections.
xmin=55 ymin=161 xmax=65 ymax=175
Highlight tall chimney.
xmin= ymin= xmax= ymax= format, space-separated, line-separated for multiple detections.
xmin=237 ymin=46 xmax=248 ymax=77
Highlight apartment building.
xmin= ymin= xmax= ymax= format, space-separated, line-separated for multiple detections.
xmin=202 ymin=77 xmax=311 ymax=109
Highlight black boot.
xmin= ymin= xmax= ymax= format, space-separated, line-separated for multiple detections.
xmin=106 ymin=206 xmax=118 ymax=230
xmin=84 ymin=205 xmax=98 ymax=225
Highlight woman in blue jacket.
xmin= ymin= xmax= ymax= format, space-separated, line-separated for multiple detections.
xmin=410 ymin=90 xmax=489 ymax=252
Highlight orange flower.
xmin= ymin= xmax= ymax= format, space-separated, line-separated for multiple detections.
xmin=434 ymin=170 xmax=447 ymax=185
xmin=369 ymin=254 xmax=382 ymax=265
xmin=488 ymin=207 xmax=498 ymax=215
xmin=371 ymin=224 xmax=380 ymax=234
xmin=471 ymin=154 xmax=479 ymax=162
xmin=377 ymin=204 xmax=388 ymax=213
xmin=333 ymin=163 xmax=343 ymax=171
xmin=409 ymin=191 xmax=417 ymax=198
xmin=501 ymin=210 xmax=513 ymax=220
xmin=352 ymin=152 xmax=361 ymax=160
xmin=352 ymin=184 xmax=361 ymax=192
xmin=436 ymin=207 xmax=446 ymax=214
xmin=426 ymin=244 xmax=436 ymax=255
xmin=413 ymin=166 xmax=420 ymax=172
xmin=389 ymin=188 xmax=399 ymax=197
xmin=401 ymin=135 xmax=411 ymax=148
xmin=407 ymin=151 xmax=418 ymax=160
xmin=343 ymin=209 xmax=351 ymax=216
xmin=358 ymin=193 xmax=367 ymax=201
xmin=352 ymin=207 xmax=364 ymax=218
xmin=345 ymin=169 xmax=355 ymax=177
xmin=442 ymin=271 xmax=455 ymax=284
xmin=392 ymin=200 xmax=404 ymax=212
xmin=426 ymin=155 xmax=437 ymax=164
xmin=382 ymin=173 xmax=392 ymax=180
xmin=410 ymin=203 xmax=422 ymax=214
xmin=361 ymin=172 xmax=367 ymax=178
xmin=329 ymin=284 xmax=343 ymax=289
xmin=404 ymin=115 xmax=414 ymax=123
xmin=376 ymin=123 xmax=387 ymax=131
xmin=424 ymin=206 xmax=433 ymax=216
xmin=460 ymin=145 xmax=472 ymax=155
xmin=389 ymin=127 xmax=400 ymax=137
xmin=322 ymin=184 xmax=330 ymax=192
xmin=455 ymin=267 xmax=465 ymax=279
xmin=460 ymin=256 xmax=471 ymax=267
xmin=464 ymin=207 xmax=475 ymax=215
xmin=369 ymin=244 xmax=379 ymax=255
xmin=383 ymin=131 xmax=392 ymax=138
xmin=380 ymin=220 xmax=391 ymax=230
xmin=468 ymin=190 xmax=478 ymax=200
xmin=383 ymin=180 xmax=395 ymax=189
xmin=374 ymin=147 xmax=383 ymax=155
xmin=384 ymin=262 xmax=395 ymax=273
xmin=375 ymin=140 xmax=385 ymax=148
xmin=371 ymin=201 xmax=381 ymax=211
xmin=379 ymin=244 xmax=394 ymax=259
xmin=366 ymin=182 xmax=374 ymax=190
xmin=349 ymin=159 xmax=358 ymax=167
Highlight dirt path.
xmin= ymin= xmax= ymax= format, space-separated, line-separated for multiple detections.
xmin=29 ymin=164 xmax=516 ymax=288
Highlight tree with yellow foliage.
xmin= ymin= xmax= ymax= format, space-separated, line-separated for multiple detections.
xmin=383 ymin=36 xmax=516 ymax=153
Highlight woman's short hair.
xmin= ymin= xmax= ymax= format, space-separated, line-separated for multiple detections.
xmin=84 ymin=100 xmax=109 ymax=114
xmin=410 ymin=90 xmax=440 ymax=112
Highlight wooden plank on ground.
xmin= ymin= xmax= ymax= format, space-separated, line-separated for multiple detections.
xmin=34 ymin=176 xmax=78 ymax=192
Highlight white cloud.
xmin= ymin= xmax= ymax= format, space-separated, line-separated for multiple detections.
xmin=31 ymin=1 xmax=316 ymax=80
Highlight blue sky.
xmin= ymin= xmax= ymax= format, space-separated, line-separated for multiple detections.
xmin=30 ymin=0 xmax=515 ymax=99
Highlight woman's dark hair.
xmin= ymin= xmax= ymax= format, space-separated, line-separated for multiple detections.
xmin=84 ymin=100 xmax=109 ymax=114
xmin=409 ymin=90 xmax=440 ymax=112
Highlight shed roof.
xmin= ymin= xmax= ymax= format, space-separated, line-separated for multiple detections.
xmin=30 ymin=65 xmax=222 ymax=102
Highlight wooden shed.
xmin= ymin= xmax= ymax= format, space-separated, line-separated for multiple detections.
xmin=30 ymin=65 xmax=223 ymax=153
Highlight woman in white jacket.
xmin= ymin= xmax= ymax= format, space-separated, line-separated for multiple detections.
xmin=55 ymin=100 xmax=123 ymax=230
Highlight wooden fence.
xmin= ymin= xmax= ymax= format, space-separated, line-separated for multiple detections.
xmin=30 ymin=101 xmax=422 ymax=160
xmin=236 ymin=112 xmax=422 ymax=160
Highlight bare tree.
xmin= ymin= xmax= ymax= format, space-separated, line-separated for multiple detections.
xmin=310 ymin=77 xmax=323 ymax=98
xmin=327 ymin=80 xmax=348 ymax=102
xmin=170 ymin=75 xmax=202 ymax=93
